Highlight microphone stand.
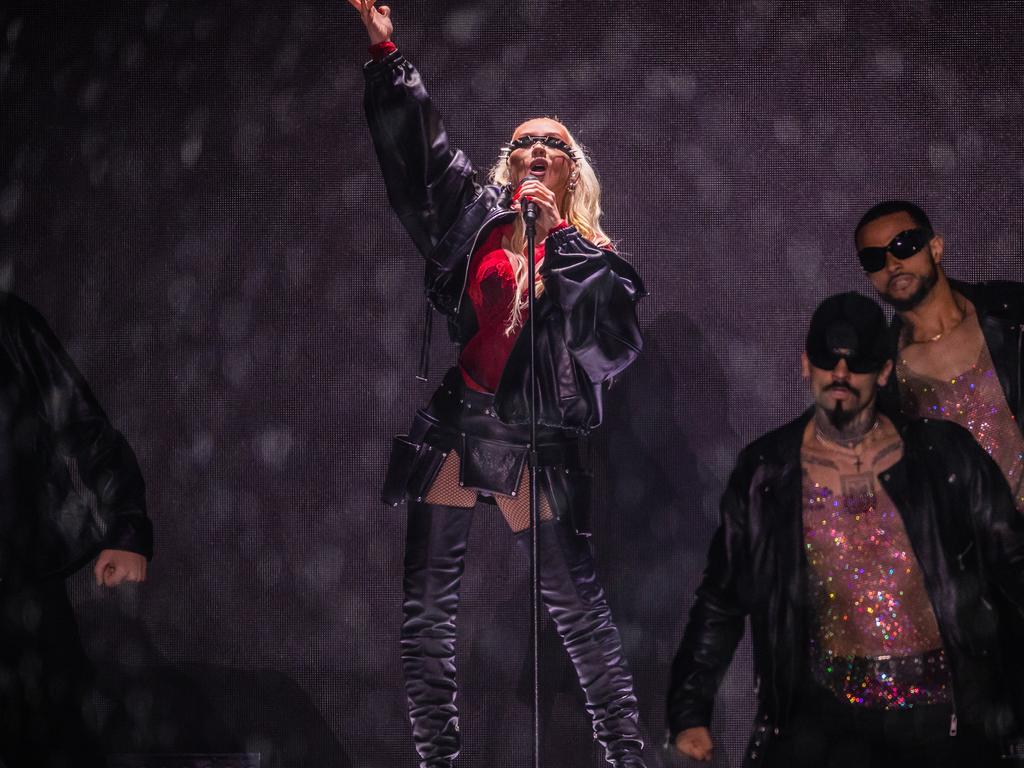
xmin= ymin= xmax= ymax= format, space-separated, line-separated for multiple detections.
xmin=523 ymin=199 xmax=541 ymax=768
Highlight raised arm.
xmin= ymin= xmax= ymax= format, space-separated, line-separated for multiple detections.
xmin=353 ymin=0 xmax=480 ymax=258
xmin=9 ymin=297 xmax=152 ymax=579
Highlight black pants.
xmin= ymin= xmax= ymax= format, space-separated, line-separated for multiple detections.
xmin=0 ymin=577 xmax=106 ymax=768
xmin=765 ymin=681 xmax=1001 ymax=768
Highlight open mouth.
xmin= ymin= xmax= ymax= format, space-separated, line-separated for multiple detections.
xmin=528 ymin=158 xmax=548 ymax=177
xmin=889 ymin=274 xmax=914 ymax=291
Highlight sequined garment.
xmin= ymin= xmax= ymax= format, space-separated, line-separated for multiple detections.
xmin=802 ymin=475 xmax=950 ymax=708
xmin=897 ymin=340 xmax=1024 ymax=512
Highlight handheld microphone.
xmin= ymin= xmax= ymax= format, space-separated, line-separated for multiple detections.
xmin=518 ymin=179 xmax=539 ymax=234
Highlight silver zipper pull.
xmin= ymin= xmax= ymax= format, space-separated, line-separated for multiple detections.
xmin=949 ymin=713 xmax=958 ymax=737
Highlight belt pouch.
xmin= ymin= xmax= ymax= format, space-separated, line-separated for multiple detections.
xmin=459 ymin=434 xmax=528 ymax=496
xmin=544 ymin=466 xmax=592 ymax=535
xmin=382 ymin=435 xmax=421 ymax=506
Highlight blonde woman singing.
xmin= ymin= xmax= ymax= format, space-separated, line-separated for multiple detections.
xmin=353 ymin=2 xmax=647 ymax=766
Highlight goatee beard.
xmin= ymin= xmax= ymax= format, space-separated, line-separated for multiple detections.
xmin=828 ymin=400 xmax=857 ymax=430
xmin=881 ymin=265 xmax=939 ymax=312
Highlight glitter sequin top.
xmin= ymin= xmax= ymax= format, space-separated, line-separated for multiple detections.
xmin=897 ymin=334 xmax=1024 ymax=512
xmin=802 ymin=468 xmax=950 ymax=708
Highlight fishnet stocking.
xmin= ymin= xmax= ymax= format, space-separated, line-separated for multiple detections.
xmin=423 ymin=451 xmax=554 ymax=532
xmin=422 ymin=450 xmax=477 ymax=508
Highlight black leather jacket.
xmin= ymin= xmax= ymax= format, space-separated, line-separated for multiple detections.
xmin=890 ymin=279 xmax=1024 ymax=423
xmin=667 ymin=409 xmax=1024 ymax=765
xmin=0 ymin=293 xmax=152 ymax=582
xmin=363 ymin=50 xmax=645 ymax=431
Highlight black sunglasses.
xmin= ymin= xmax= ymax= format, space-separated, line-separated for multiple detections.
xmin=500 ymin=135 xmax=578 ymax=162
xmin=856 ymin=228 xmax=934 ymax=273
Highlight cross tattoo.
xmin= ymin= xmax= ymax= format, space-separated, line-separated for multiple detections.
xmin=853 ymin=454 xmax=863 ymax=472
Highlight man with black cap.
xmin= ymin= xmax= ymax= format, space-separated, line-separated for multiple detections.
xmin=667 ymin=292 xmax=1024 ymax=767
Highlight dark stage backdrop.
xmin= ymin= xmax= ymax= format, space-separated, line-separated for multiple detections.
xmin=3 ymin=1 xmax=1023 ymax=766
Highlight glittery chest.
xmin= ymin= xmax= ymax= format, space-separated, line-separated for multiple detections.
xmin=897 ymin=343 xmax=1024 ymax=512
xmin=801 ymin=469 xmax=950 ymax=708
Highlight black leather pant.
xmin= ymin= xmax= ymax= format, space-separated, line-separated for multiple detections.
xmin=400 ymin=501 xmax=645 ymax=767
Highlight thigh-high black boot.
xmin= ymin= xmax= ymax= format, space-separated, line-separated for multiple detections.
xmin=401 ymin=502 xmax=474 ymax=768
xmin=516 ymin=519 xmax=646 ymax=768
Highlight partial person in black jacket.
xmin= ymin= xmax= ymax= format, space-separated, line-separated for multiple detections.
xmin=855 ymin=200 xmax=1024 ymax=759
xmin=351 ymin=2 xmax=646 ymax=767
xmin=0 ymin=293 xmax=152 ymax=768
xmin=667 ymin=293 xmax=1024 ymax=768
xmin=854 ymin=200 xmax=1023 ymax=503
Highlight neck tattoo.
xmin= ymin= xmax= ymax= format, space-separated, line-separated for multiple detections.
xmin=814 ymin=416 xmax=881 ymax=458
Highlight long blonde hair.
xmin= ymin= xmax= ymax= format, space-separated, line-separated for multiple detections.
xmin=488 ymin=122 xmax=611 ymax=335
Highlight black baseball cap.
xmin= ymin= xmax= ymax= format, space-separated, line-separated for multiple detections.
xmin=805 ymin=292 xmax=891 ymax=373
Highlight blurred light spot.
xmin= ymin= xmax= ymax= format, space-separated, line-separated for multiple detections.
xmin=928 ymin=141 xmax=956 ymax=173
xmin=444 ymin=7 xmax=487 ymax=45
xmin=6 ymin=17 xmax=23 ymax=45
xmin=785 ymin=234 xmax=823 ymax=282
xmin=181 ymin=133 xmax=203 ymax=169
xmin=222 ymin=348 xmax=252 ymax=387
xmin=301 ymin=545 xmax=344 ymax=594
xmin=875 ymin=49 xmax=904 ymax=78
xmin=271 ymin=90 xmax=296 ymax=132
xmin=190 ymin=431 xmax=214 ymax=466
xmin=773 ymin=115 xmax=801 ymax=145
xmin=0 ymin=181 xmax=22 ymax=223
xmin=644 ymin=69 xmax=696 ymax=102
xmin=955 ymin=129 xmax=983 ymax=161
xmin=258 ymin=427 xmax=293 ymax=469
xmin=78 ymin=78 xmax=107 ymax=111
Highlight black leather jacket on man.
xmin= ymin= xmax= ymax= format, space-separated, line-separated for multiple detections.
xmin=890 ymin=279 xmax=1024 ymax=422
xmin=667 ymin=409 xmax=1024 ymax=766
xmin=363 ymin=50 xmax=645 ymax=431
xmin=0 ymin=293 xmax=152 ymax=583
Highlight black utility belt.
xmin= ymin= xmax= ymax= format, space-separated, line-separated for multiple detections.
xmin=382 ymin=405 xmax=583 ymax=506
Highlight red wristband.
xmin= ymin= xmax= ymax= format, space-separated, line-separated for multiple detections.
xmin=550 ymin=219 xmax=569 ymax=232
xmin=369 ymin=40 xmax=397 ymax=60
